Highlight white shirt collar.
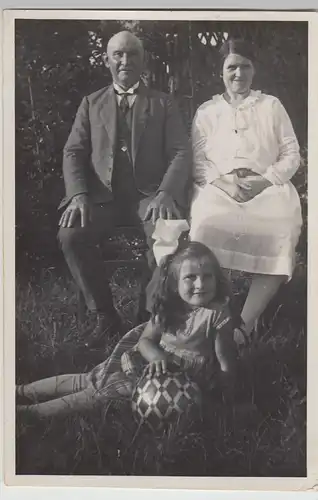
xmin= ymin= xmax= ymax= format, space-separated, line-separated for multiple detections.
xmin=113 ymin=80 xmax=140 ymax=95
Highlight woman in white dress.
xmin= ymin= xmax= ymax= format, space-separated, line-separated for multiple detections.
xmin=189 ymin=38 xmax=303 ymax=343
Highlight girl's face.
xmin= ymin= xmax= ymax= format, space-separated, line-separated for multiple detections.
xmin=177 ymin=256 xmax=217 ymax=308
xmin=222 ymin=53 xmax=255 ymax=96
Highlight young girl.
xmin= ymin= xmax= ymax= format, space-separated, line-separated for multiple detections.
xmin=16 ymin=242 xmax=242 ymax=419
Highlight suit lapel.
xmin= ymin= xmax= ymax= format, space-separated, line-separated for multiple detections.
xmin=99 ymin=85 xmax=117 ymax=148
xmin=132 ymin=83 xmax=150 ymax=165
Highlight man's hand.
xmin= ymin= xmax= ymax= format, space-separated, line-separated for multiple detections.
xmin=59 ymin=194 xmax=91 ymax=228
xmin=143 ymin=191 xmax=182 ymax=224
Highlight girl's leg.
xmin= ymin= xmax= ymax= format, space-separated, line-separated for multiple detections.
xmin=17 ymin=371 xmax=134 ymax=418
xmin=17 ymin=386 xmax=102 ymax=418
xmin=240 ymin=273 xmax=286 ymax=337
xmin=16 ymin=373 xmax=88 ymax=403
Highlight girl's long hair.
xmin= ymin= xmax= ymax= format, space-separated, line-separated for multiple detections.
xmin=150 ymin=241 xmax=242 ymax=332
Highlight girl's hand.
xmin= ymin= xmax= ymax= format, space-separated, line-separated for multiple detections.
xmin=146 ymin=357 xmax=168 ymax=377
xmin=137 ymin=319 xmax=165 ymax=370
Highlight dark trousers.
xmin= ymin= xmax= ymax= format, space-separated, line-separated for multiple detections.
xmin=57 ymin=195 xmax=156 ymax=319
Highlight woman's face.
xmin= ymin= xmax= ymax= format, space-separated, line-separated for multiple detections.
xmin=222 ymin=53 xmax=255 ymax=96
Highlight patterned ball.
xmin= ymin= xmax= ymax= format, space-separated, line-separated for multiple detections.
xmin=131 ymin=371 xmax=202 ymax=432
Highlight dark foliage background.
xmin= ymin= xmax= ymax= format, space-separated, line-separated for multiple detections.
xmin=15 ymin=19 xmax=308 ymax=275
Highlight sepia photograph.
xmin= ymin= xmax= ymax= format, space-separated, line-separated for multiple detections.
xmin=4 ymin=9 xmax=313 ymax=486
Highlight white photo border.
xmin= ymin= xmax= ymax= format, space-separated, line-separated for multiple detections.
xmin=3 ymin=8 xmax=318 ymax=492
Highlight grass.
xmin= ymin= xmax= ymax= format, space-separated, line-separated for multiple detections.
xmin=15 ymin=262 xmax=306 ymax=477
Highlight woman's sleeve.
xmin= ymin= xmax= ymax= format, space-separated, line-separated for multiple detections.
xmin=262 ymin=98 xmax=300 ymax=185
xmin=192 ymin=108 xmax=221 ymax=184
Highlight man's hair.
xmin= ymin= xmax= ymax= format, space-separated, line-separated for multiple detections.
xmin=150 ymin=241 xmax=242 ymax=332
xmin=106 ymin=30 xmax=144 ymax=55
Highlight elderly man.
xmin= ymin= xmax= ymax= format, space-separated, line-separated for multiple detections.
xmin=58 ymin=31 xmax=190 ymax=346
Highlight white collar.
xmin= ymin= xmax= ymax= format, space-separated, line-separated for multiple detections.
xmin=215 ymin=89 xmax=262 ymax=109
xmin=113 ymin=81 xmax=140 ymax=95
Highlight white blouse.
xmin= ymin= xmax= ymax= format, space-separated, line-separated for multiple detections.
xmin=192 ymin=90 xmax=300 ymax=186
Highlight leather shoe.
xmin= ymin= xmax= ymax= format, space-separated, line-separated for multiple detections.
xmin=85 ymin=311 xmax=124 ymax=349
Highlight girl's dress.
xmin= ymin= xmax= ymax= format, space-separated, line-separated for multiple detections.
xmin=87 ymin=300 xmax=233 ymax=399
xmin=189 ymin=91 xmax=303 ymax=279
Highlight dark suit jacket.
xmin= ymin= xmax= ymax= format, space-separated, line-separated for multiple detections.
xmin=59 ymin=82 xmax=191 ymax=211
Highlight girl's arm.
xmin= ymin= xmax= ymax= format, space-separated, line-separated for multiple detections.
xmin=137 ymin=319 xmax=168 ymax=376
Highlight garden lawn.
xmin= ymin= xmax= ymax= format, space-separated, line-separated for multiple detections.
xmin=15 ymin=265 xmax=306 ymax=476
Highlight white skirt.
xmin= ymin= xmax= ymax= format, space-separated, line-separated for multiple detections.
xmin=189 ymin=182 xmax=303 ymax=279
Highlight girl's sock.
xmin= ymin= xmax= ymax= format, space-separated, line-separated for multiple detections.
xmin=16 ymin=385 xmax=31 ymax=404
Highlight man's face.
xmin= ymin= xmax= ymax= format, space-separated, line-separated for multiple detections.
xmin=105 ymin=33 xmax=144 ymax=90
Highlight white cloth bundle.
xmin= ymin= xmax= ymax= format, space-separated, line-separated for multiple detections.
xmin=152 ymin=218 xmax=190 ymax=266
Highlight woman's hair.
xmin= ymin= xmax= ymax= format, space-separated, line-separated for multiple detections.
xmin=150 ymin=241 xmax=242 ymax=332
xmin=219 ymin=38 xmax=256 ymax=64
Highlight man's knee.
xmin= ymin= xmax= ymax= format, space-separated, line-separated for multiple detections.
xmin=57 ymin=225 xmax=91 ymax=252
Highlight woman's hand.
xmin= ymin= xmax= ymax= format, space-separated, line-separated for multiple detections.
xmin=145 ymin=354 xmax=168 ymax=377
xmin=212 ymin=174 xmax=272 ymax=203
xmin=236 ymin=176 xmax=272 ymax=201
xmin=212 ymin=177 xmax=246 ymax=202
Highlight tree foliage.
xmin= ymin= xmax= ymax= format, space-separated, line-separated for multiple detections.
xmin=15 ymin=20 xmax=308 ymax=269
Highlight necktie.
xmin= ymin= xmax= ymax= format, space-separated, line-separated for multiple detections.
xmin=114 ymin=87 xmax=138 ymax=115
xmin=120 ymin=94 xmax=129 ymax=115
